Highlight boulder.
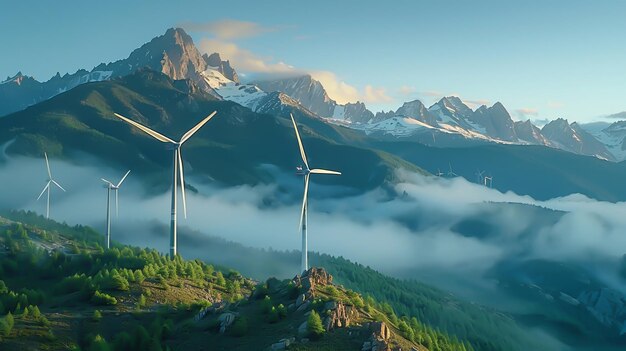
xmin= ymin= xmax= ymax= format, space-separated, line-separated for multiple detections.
xmin=298 ymin=321 xmax=308 ymax=335
xmin=270 ymin=337 xmax=295 ymax=350
xmin=369 ymin=321 xmax=391 ymax=341
xmin=218 ymin=312 xmax=237 ymax=334
xmin=295 ymin=294 xmax=307 ymax=308
xmin=296 ymin=301 xmax=310 ymax=313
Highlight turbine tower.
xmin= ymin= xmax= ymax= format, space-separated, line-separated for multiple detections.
xmin=101 ymin=170 xmax=130 ymax=249
xmin=113 ymin=111 xmax=217 ymax=258
xmin=37 ymin=152 xmax=66 ymax=219
xmin=475 ymin=170 xmax=485 ymax=184
xmin=484 ymin=176 xmax=493 ymax=188
xmin=290 ymin=113 xmax=341 ymax=274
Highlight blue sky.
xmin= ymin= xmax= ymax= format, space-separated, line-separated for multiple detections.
xmin=2 ymin=0 xmax=625 ymax=122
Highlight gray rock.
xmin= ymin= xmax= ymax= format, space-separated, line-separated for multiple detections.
xmin=296 ymin=301 xmax=310 ymax=312
xmin=298 ymin=321 xmax=308 ymax=335
xmin=295 ymin=294 xmax=306 ymax=308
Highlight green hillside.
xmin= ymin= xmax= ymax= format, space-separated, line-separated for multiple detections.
xmin=0 ymin=212 xmax=482 ymax=351
xmin=0 ymin=70 xmax=422 ymax=193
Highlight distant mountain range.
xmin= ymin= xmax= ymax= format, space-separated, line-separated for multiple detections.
xmin=3 ymin=27 xmax=626 ymax=162
xmin=6 ymin=28 xmax=626 ymax=202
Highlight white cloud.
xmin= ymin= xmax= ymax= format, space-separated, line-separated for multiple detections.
xmin=198 ymin=38 xmax=392 ymax=105
xmin=198 ymin=39 xmax=294 ymax=74
xmin=398 ymin=85 xmax=416 ymax=96
xmin=180 ymin=19 xmax=275 ymax=40
xmin=515 ymin=107 xmax=539 ymax=119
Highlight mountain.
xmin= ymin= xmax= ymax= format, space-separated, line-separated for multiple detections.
xmin=0 ymin=69 xmax=420 ymax=192
xmin=514 ymin=120 xmax=551 ymax=145
xmin=468 ymin=102 xmax=517 ymax=141
xmin=0 ymin=28 xmax=240 ymax=116
xmin=254 ymin=75 xmax=335 ymax=117
xmin=252 ymin=74 xmax=375 ymax=123
xmin=541 ymin=118 xmax=614 ymax=160
xmin=203 ymin=52 xmax=239 ymax=82
xmin=5 ymin=27 xmax=626 ymax=163
xmin=581 ymin=120 xmax=626 ymax=161
xmin=395 ymin=100 xmax=438 ymax=125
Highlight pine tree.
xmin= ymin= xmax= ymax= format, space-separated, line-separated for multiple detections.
xmin=307 ymin=310 xmax=325 ymax=339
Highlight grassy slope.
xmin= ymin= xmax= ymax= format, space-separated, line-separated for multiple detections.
xmin=0 ymin=213 xmax=478 ymax=351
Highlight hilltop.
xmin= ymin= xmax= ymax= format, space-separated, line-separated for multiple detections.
xmin=0 ymin=212 xmax=476 ymax=351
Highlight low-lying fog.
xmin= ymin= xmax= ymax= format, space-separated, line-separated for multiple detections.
xmin=1 ymin=153 xmax=626 ymax=308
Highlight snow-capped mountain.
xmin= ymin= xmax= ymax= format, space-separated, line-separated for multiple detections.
xmin=541 ymin=119 xmax=614 ymax=160
xmin=253 ymin=74 xmax=374 ymax=123
xmin=5 ymin=26 xmax=626 ymax=162
xmin=581 ymin=121 xmax=626 ymax=161
xmin=514 ymin=120 xmax=551 ymax=145
xmin=0 ymin=28 xmax=228 ymax=115
xmin=469 ymin=102 xmax=517 ymax=142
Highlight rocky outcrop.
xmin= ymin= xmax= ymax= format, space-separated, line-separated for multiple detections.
xmin=218 ymin=312 xmax=237 ymax=334
xmin=323 ymin=300 xmax=359 ymax=330
xmin=361 ymin=322 xmax=392 ymax=351
xmin=292 ymin=267 xmax=334 ymax=299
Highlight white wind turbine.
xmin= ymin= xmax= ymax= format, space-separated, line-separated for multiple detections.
xmin=475 ymin=170 xmax=485 ymax=184
xmin=484 ymin=176 xmax=493 ymax=188
xmin=447 ymin=162 xmax=458 ymax=178
xmin=290 ymin=113 xmax=341 ymax=274
xmin=101 ymin=170 xmax=131 ymax=249
xmin=37 ymin=153 xmax=66 ymax=219
xmin=113 ymin=111 xmax=217 ymax=258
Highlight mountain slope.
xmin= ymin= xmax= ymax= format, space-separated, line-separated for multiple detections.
xmin=0 ymin=70 xmax=421 ymax=192
xmin=0 ymin=212 xmax=486 ymax=351
xmin=0 ymin=28 xmax=236 ymax=116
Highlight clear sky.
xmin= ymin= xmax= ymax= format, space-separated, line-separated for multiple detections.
xmin=2 ymin=0 xmax=625 ymax=123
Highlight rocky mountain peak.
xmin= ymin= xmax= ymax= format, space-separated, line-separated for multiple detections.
xmin=202 ymin=52 xmax=239 ymax=83
xmin=253 ymin=75 xmax=335 ymax=117
xmin=396 ymin=99 xmax=437 ymax=124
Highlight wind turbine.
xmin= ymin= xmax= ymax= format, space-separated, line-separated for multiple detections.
xmin=484 ymin=176 xmax=493 ymax=188
xmin=435 ymin=169 xmax=444 ymax=177
xmin=112 ymin=111 xmax=217 ymax=258
xmin=475 ymin=170 xmax=485 ymax=184
xmin=101 ymin=170 xmax=130 ymax=249
xmin=290 ymin=113 xmax=341 ymax=274
xmin=447 ymin=163 xmax=458 ymax=178
xmin=36 ymin=153 xmax=65 ymax=219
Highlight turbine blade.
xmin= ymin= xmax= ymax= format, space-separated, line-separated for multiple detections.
xmin=116 ymin=170 xmax=131 ymax=188
xmin=180 ymin=111 xmax=217 ymax=144
xmin=299 ymin=174 xmax=309 ymax=230
xmin=44 ymin=152 xmax=51 ymax=178
xmin=290 ymin=113 xmax=309 ymax=170
xmin=101 ymin=178 xmax=114 ymax=187
xmin=113 ymin=113 xmax=175 ymax=143
xmin=51 ymin=179 xmax=66 ymax=192
xmin=310 ymin=169 xmax=341 ymax=175
xmin=37 ymin=182 xmax=50 ymax=201
xmin=178 ymin=150 xmax=187 ymax=219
